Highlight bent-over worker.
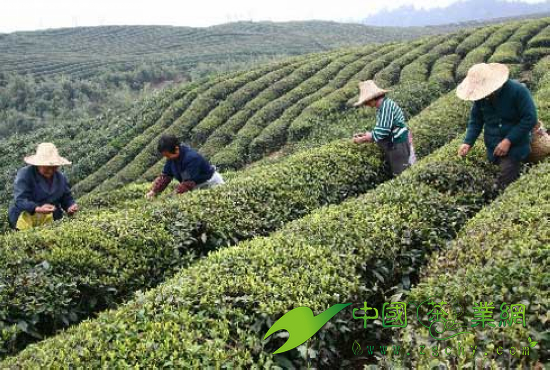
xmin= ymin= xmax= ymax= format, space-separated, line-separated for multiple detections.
xmin=146 ymin=135 xmax=224 ymax=198
xmin=352 ymin=80 xmax=416 ymax=176
xmin=457 ymin=63 xmax=537 ymax=190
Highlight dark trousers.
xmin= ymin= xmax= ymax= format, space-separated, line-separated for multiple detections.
xmin=377 ymin=139 xmax=411 ymax=177
xmin=495 ymin=156 xmax=522 ymax=191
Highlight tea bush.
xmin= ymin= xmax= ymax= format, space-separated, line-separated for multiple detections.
xmin=0 ymin=85 xmax=471 ymax=358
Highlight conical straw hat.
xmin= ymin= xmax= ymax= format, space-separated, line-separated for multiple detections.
xmin=24 ymin=143 xmax=72 ymax=166
xmin=354 ymin=80 xmax=390 ymax=107
xmin=456 ymin=63 xmax=509 ymax=101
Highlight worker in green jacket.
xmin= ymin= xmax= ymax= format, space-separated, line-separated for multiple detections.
xmin=457 ymin=63 xmax=538 ymax=190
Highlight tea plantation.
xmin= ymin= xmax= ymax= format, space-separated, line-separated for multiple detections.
xmin=0 ymin=17 xmax=548 ymax=369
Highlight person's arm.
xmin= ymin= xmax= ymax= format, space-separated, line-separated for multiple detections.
xmin=60 ymin=176 xmax=76 ymax=212
xmin=13 ymin=170 xmax=39 ymax=214
xmin=372 ymin=101 xmax=393 ymax=142
xmin=146 ymin=161 xmax=173 ymax=197
xmin=463 ymin=102 xmax=484 ymax=146
xmin=150 ymin=174 xmax=173 ymax=196
xmin=352 ymin=132 xmax=373 ymax=143
xmin=174 ymin=154 xmax=212 ymax=193
xmin=175 ymin=181 xmax=196 ymax=194
xmin=172 ymin=160 xmax=200 ymax=194
xmin=505 ymin=85 xmax=538 ymax=145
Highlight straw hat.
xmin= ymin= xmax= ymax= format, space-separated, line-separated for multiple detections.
xmin=354 ymin=80 xmax=390 ymax=107
xmin=457 ymin=63 xmax=510 ymax=101
xmin=24 ymin=143 xmax=72 ymax=166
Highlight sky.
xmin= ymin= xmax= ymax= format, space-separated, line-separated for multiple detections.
xmin=0 ymin=0 xmax=546 ymax=33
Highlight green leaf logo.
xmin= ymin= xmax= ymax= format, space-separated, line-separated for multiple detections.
xmin=264 ymin=303 xmax=351 ymax=354
xmin=352 ymin=340 xmax=363 ymax=355
xmin=528 ymin=337 xmax=538 ymax=348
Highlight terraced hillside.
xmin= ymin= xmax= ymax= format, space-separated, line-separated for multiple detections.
xmin=0 ymin=19 xmax=547 ymax=215
xmin=0 ymin=21 xmax=448 ymax=80
xmin=0 ymin=21 xmax=470 ymax=158
xmin=71 ymin=18 xmax=546 ymax=197
xmin=0 ymin=21 xmax=469 ymax=221
xmin=0 ymin=17 xmax=548 ymax=368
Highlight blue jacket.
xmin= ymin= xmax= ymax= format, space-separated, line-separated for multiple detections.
xmin=8 ymin=166 xmax=76 ymax=227
xmin=162 ymin=145 xmax=214 ymax=184
xmin=463 ymin=79 xmax=538 ymax=163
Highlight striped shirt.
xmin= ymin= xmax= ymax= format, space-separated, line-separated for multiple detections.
xmin=372 ymin=98 xmax=409 ymax=144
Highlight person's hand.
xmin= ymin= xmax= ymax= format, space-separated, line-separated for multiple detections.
xmin=361 ymin=132 xmax=373 ymax=143
xmin=145 ymin=190 xmax=156 ymax=199
xmin=458 ymin=144 xmax=472 ymax=157
xmin=67 ymin=204 xmax=79 ymax=215
xmin=494 ymin=139 xmax=512 ymax=157
xmin=174 ymin=181 xmax=196 ymax=194
xmin=35 ymin=204 xmax=56 ymax=214
xmin=353 ymin=132 xmax=373 ymax=144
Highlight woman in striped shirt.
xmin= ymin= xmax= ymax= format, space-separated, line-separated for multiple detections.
xmin=353 ymin=80 xmax=415 ymax=176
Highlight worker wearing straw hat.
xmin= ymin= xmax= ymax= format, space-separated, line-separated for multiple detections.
xmin=352 ymin=80 xmax=416 ymax=176
xmin=8 ymin=143 xmax=79 ymax=230
xmin=457 ymin=63 xmax=538 ymax=190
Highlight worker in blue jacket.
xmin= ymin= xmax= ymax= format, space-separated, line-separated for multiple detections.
xmin=146 ymin=135 xmax=224 ymax=198
xmin=457 ymin=63 xmax=537 ymax=190
xmin=8 ymin=143 xmax=78 ymax=230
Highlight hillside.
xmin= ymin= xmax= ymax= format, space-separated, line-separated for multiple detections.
xmin=1 ymin=18 xmax=549 ymax=221
xmin=363 ymin=0 xmax=550 ymax=27
xmin=0 ymin=21 xmax=446 ymax=80
xmin=0 ymin=21 xmax=468 ymax=150
xmin=0 ymin=17 xmax=549 ymax=368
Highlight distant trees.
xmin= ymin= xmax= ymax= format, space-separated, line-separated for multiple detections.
xmin=0 ymin=63 xmax=188 ymax=138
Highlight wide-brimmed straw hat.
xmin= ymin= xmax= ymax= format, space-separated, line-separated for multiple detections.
xmin=24 ymin=143 xmax=72 ymax=166
xmin=354 ymin=80 xmax=390 ymax=107
xmin=457 ymin=63 xmax=510 ymax=101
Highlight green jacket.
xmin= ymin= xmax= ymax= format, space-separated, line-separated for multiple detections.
xmin=463 ymin=79 xmax=538 ymax=163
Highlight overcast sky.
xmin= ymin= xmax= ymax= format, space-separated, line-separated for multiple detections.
xmin=0 ymin=0 xmax=546 ymax=33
